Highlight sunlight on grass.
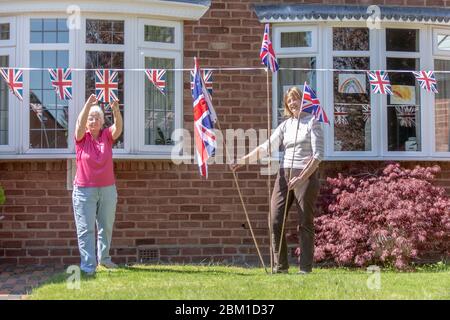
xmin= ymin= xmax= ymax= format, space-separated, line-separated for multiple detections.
xmin=29 ymin=264 xmax=450 ymax=300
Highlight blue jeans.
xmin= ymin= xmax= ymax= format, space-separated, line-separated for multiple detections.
xmin=72 ymin=185 xmax=117 ymax=273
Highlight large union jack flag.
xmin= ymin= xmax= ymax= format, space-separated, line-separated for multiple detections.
xmin=0 ymin=68 xmax=23 ymax=101
xmin=95 ymin=69 xmax=119 ymax=103
xmin=301 ymin=83 xmax=329 ymax=124
xmin=145 ymin=69 xmax=166 ymax=95
xmin=190 ymin=69 xmax=213 ymax=97
xmin=413 ymin=71 xmax=438 ymax=93
xmin=367 ymin=70 xmax=393 ymax=95
xmin=192 ymin=57 xmax=217 ymax=178
xmin=48 ymin=68 xmax=72 ymax=100
xmin=260 ymin=24 xmax=279 ymax=73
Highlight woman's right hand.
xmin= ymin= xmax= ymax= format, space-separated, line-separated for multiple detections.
xmin=230 ymin=161 xmax=244 ymax=172
xmin=86 ymin=94 xmax=98 ymax=107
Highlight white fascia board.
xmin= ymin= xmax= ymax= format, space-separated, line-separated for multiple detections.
xmin=0 ymin=0 xmax=209 ymax=21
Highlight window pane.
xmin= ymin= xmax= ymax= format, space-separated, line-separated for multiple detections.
xmin=434 ymin=59 xmax=450 ymax=152
xmin=333 ymin=57 xmax=371 ymax=151
xmin=144 ymin=25 xmax=174 ymax=43
xmin=30 ymin=19 xmax=42 ymax=32
xmin=280 ymin=31 xmax=311 ymax=48
xmin=437 ymin=34 xmax=450 ymax=51
xmin=29 ymin=50 xmax=69 ymax=149
xmin=387 ymin=58 xmax=421 ymax=152
xmin=386 ymin=29 xmax=419 ymax=52
xmin=277 ymin=57 xmax=316 ymax=124
xmin=57 ymin=31 xmax=69 ymax=43
xmin=86 ymin=19 xmax=124 ymax=44
xmin=0 ymin=55 xmax=9 ymax=145
xmin=43 ymin=19 xmax=57 ymax=31
xmin=85 ymin=51 xmax=124 ymax=148
xmin=333 ymin=28 xmax=369 ymax=51
xmin=144 ymin=57 xmax=175 ymax=145
xmin=0 ymin=23 xmax=10 ymax=40
xmin=30 ymin=19 xmax=68 ymax=44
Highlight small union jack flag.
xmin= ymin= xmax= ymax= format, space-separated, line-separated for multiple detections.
xmin=260 ymin=24 xmax=279 ymax=73
xmin=367 ymin=70 xmax=393 ymax=95
xmin=395 ymin=106 xmax=416 ymax=128
xmin=362 ymin=104 xmax=371 ymax=123
xmin=192 ymin=57 xmax=217 ymax=178
xmin=95 ymin=69 xmax=119 ymax=103
xmin=413 ymin=71 xmax=438 ymax=93
xmin=301 ymin=83 xmax=329 ymax=124
xmin=334 ymin=105 xmax=349 ymax=126
xmin=190 ymin=69 xmax=213 ymax=97
xmin=145 ymin=69 xmax=166 ymax=95
xmin=0 ymin=68 xmax=23 ymax=101
xmin=48 ymin=68 xmax=72 ymax=100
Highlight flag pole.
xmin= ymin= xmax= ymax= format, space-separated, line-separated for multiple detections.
xmin=265 ymin=67 xmax=274 ymax=273
xmin=216 ymin=120 xmax=268 ymax=274
xmin=276 ymin=81 xmax=307 ymax=268
xmin=195 ymin=55 xmax=267 ymax=273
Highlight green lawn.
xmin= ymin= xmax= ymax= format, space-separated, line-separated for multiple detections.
xmin=29 ymin=264 xmax=450 ymax=300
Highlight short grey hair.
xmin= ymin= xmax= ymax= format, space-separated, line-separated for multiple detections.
xmin=88 ymin=105 xmax=105 ymax=124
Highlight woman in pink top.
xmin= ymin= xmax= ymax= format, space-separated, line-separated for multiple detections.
xmin=72 ymin=94 xmax=123 ymax=275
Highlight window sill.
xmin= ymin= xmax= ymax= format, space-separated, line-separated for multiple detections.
xmin=0 ymin=152 xmax=192 ymax=161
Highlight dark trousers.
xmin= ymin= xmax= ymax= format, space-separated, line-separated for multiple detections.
xmin=270 ymin=168 xmax=320 ymax=272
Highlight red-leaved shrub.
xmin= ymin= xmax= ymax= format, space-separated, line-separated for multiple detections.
xmin=313 ymin=163 xmax=450 ymax=270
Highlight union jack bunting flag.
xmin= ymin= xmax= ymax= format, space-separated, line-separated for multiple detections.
xmin=0 ymin=68 xmax=23 ymax=101
xmin=95 ymin=69 xmax=119 ymax=103
xmin=48 ymin=68 xmax=72 ymax=100
xmin=145 ymin=69 xmax=166 ymax=95
xmin=362 ymin=104 xmax=371 ymax=123
xmin=413 ymin=71 xmax=438 ymax=93
xmin=301 ymin=82 xmax=329 ymax=124
xmin=192 ymin=57 xmax=217 ymax=178
xmin=190 ymin=69 xmax=213 ymax=97
xmin=334 ymin=105 xmax=349 ymax=126
xmin=395 ymin=106 xmax=416 ymax=128
xmin=367 ymin=70 xmax=393 ymax=95
xmin=260 ymin=23 xmax=279 ymax=73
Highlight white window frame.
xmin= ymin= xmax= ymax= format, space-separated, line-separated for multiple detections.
xmin=137 ymin=49 xmax=182 ymax=155
xmin=432 ymin=28 xmax=450 ymax=56
xmin=138 ymin=18 xmax=182 ymax=51
xmin=79 ymin=15 xmax=131 ymax=155
xmin=0 ymin=47 xmax=18 ymax=153
xmin=432 ymin=54 xmax=450 ymax=158
xmin=0 ymin=17 xmax=16 ymax=47
xmin=380 ymin=24 xmax=430 ymax=158
xmin=272 ymin=24 xmax=324 ymax=161
xmin=23 ymin=14 xmax=76 ymax=155
xmin=325 ymin=22 xmax=378 ymax=158
xmin=274 ymin=25 xmax=318 ymax=55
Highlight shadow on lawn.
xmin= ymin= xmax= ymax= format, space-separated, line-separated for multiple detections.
xmin=123 ymin=265 xmax=257 ymax=276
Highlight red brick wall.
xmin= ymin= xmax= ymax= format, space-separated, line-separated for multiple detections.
xmin=0 ymin=159 xmax=449 ymax=265
xmin=1 ymin=0 xmax=450 ymax=266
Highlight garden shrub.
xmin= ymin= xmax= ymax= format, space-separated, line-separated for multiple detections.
xmin=313 ymin=163 xmax=450 ymax=270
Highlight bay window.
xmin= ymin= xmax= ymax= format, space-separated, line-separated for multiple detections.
xmin=273 ymin=21 xmax=449 ymax=160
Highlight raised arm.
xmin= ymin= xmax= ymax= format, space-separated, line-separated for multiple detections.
xmin=231 ymin=123 xmax=284 ymax=171
xmin=109 ymin=100 xmax=123 ymax=141
xmin=75 ymin=94 xmax=98 ymax=141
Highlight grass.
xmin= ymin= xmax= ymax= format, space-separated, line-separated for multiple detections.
xmin=29 ymin=263 xmax=450 ymax=300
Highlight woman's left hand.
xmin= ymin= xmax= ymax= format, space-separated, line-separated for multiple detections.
xmin=288 ymin=175 xmax=306 ymax=190
xmin=111 ymin=100 xmax=120 ymax=113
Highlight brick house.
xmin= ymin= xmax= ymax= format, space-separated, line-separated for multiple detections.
xmin=0 ymin=0 xmax=449 ymax=267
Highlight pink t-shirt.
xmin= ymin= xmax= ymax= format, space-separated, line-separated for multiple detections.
xmin=74 ymin=127 xmax=115 ymax=187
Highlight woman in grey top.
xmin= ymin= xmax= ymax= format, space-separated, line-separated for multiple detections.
xmin=232 ymin=86 xmax=324 ymax=274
